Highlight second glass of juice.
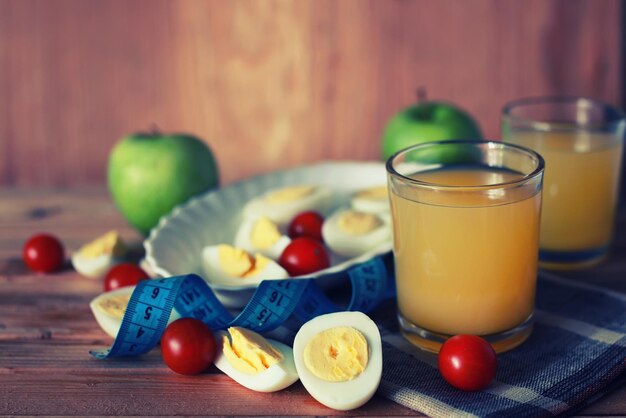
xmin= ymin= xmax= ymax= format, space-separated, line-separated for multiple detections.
xmin=387 ymin=141 xmax=544 ymax=353
xmin=502 ymin=97 xmax=625 ymax=270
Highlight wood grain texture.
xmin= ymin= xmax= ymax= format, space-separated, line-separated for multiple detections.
xmin=0 ymin=188 xmax=625 ymax=416
xmin=0 ymin=0 xmax=622 ymax=187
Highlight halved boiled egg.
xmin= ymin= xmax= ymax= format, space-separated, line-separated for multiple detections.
xmin=234 ymin=216 xmax=291 ymax=260
xmin=89 ymin=285 xmax=180 ymax=338
xmin=293 ymin=311 xmax=383 ymax=411
xmin=322 ymin=209 xmax=391 ymax=258
xmin=201 ymin=244 xmax=288 ymax=286
xmin=243 ymin=185 xmax=332 ymax=226
xmin=214 ymin=327 xmax=299 ymax=392
xmin=72 ymin=230 xmax=126 ymax=278
xmin=351 ymin=185 xmax=390 ymax=214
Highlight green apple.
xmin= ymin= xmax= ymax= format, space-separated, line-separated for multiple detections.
xmin=381 ymin=97 xmax=483 ymax=163
xmin=107 ymin=131 xmax=219 ymax=235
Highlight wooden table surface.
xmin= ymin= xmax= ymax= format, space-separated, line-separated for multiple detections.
xmin=1 ymin=188 xmax=625 ymax=417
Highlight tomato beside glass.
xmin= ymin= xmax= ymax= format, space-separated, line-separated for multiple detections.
xmin=287 ymin=211 xmax=324 ymax=242
xmin=438 ymin=334 xmax=497 ymax=391
xmin=279 ymin=237 xmax=330 ymax=276
xmin=161 ymin=318 xmax=217 ymax=375
xmin=23 ymin=233 xmax=65 ymax=273
xmin=104 ymin=263 xmax=149 ymax=291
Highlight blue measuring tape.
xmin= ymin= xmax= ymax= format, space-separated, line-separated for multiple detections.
xmin=91 ymin=252 xmax=395 ymax=359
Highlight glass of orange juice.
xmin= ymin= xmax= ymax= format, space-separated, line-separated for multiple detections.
xmin=502 ymin=97 xmax=625 ymax=270
xmin=386 ymin=140 xmax=544 ymax=353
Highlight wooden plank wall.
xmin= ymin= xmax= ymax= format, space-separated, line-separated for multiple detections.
xmin=0 ymin=0 xmax=622 ymax=187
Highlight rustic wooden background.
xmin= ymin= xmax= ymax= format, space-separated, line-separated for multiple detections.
xmin=0 ymin=0 xmax=622 ymax=187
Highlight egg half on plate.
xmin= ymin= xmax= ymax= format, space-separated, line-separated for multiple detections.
xmin=242 ymin=185 xmax=333 ymax=227
xmin=214 ymin=327 xmax=299 ymax=392
xmin=322 ymin=209 xmax=391 ymax=258
xmin=293 ymin=311 xmax=383 ymax=411
xmin=234 ymin=216 xmax=291 ymax=260
xmin=202 ymin=244 xmax=288 ymax=287
xmin=351 ymin=185 xmax=390 ymax=214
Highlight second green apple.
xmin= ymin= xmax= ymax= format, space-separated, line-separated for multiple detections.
xmin=381 ymin=100 xmax=483 ymax=162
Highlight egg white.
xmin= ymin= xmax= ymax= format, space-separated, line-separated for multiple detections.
xmin=293 ymin=311 xmax=383 ymax=411
xmin=242 ymin=185 xmax=333 ymax=227
xmin=72 ymin=252 xmax=119 ymax=279
xmin=214 ymin=331 xmax=299 ymax=392
xmin=89 ymin=285 xmax=180 ymax=338
xmin=322 ymin=209 xmax=391 ymax=258
xmin=351 ymin=187 xmax=390 ymax=214
xmin=201 ymin=245 xmax=289 ymax=287
xmin=233 ymin=216 xmax=291 ymax=260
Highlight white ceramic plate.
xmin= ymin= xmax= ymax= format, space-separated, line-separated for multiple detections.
xmin=144 ymin=161 xmax=391 ymax=307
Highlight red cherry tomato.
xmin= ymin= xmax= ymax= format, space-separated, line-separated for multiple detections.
xmin=23 ymin=233 xmax=65 ymax=273
xmin=103 ymin=263 xmax=149 ymax=291
xmin=438 ymin=334 xmax=497 ymax=391
xmin=287 ymin=211 xmax=324 ymax=242
xmin=161 ymin=318 xmax=216 ymax=375
xmin=279 ymin=237 xmax=330 ymax=276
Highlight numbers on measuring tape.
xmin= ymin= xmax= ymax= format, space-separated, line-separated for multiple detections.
xmin=90 ymin=252 xmax=395 ymax=359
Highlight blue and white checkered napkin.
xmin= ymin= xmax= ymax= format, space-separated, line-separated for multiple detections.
xmin=372 ymin=272 xmax=626 ymax=418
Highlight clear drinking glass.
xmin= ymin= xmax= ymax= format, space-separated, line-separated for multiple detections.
xmin=502 ymin=97 xmax=625 ymax=270
xmin=386 ymin=140 xmax=544 ymax=353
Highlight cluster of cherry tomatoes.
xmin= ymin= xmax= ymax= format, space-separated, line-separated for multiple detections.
xmin=22 ymin=231 xmax=498 ymax=386
xmin=279 ymin=211 xmax=329 ymax=276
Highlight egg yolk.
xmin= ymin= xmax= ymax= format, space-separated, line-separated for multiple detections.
xmin=264 ymin=185 xmax=315 ymax=204
xmin=303 ymin=326 xmax=368 ymax=382
xmin=217 ymin=245 xmax=273 ymax=279
xmin=337 ymin=211 xmax=383 ymax=235
xmin=222 ymin=327 xmax=283 ymax=374
xmin=356 ymin=186 xmax=388 ymax=200
xmin=79 ymin=230 xmax=126 ymax=258
xmin=218 ymin=245 xmax=255 ymax=277
xmin=242 ymin=254 xmax=272 ymax=278
xmin=97 ymin=294 xmax=130 ymax=319
xmin=250 ymin=217 xmax=282 ymax=249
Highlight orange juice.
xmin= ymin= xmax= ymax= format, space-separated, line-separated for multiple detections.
xmin=389 ymin=168 xmax=541 ymax=339
xmin=506 ymin=132 xmax=623 ymax=264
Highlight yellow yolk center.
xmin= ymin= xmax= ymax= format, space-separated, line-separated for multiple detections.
xmin=264 ymin=185 xmax=315 ymax=204
xmin=356 ymin=186 xmax=388 ymax=201
xmin=218 ymin=245 xmax=254 ymax=277
xmin=243 ymin=253 xmax=272 ymax=278
xmin=217 ymin=245 xmax=272 ymax=279
xmin=303 ymin=326 xmax=369 ymax=382
xmin=337 ymin=211 xmax=382 ymax=235
xmin=222 ymin=327 xmax=283 ymax=374
xmin=97 ymin=294 xmax=130 ymax=319
xmin=250 ymin=217 xmax=282 ymax=249
xmin=79 ymin=230 xmax=126 ymax=258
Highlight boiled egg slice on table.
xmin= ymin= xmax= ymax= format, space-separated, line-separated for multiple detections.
xmin=243 ymin=185 xmax=332 ymax=227
xmin=89 ymin=285 xmax=181 ymax=338
xmin=322 ymin=209 xmax=391 ymax=258
xmin=202 ymin=244 xmax=288 ymax=286
xmin=234 ymin=216 xmax=291 ymax=260
xmin=351 ymin=185 xmax=390 ymax=214
xmin=293 ymin=311 xmax=383 ymax=411
xmin=72 ymin=230 xmax=126 ymax=278
xmin=214 ymin=326 xmax=299 ymax=392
